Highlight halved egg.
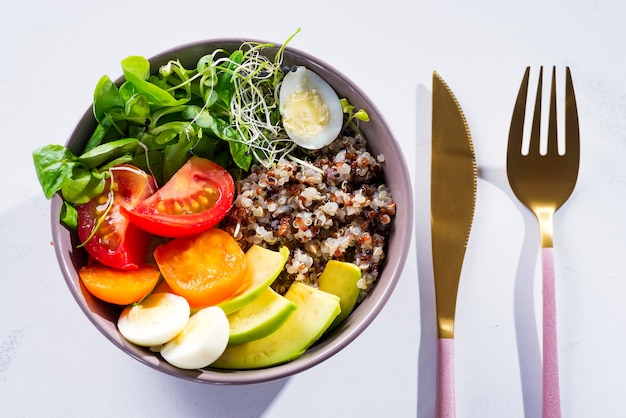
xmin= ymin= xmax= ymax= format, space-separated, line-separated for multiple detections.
xmin=160 ymin=306 xmax=230 ymax=369
xmin=117 ymin=292 xmax=190 ymax=347
xmin=279 ymin=66 xmax=343 ymax=150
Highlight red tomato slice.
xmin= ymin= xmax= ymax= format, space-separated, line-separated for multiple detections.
xmin=122 ymin=156 xmax=235 ymax=238
xmin=77 ymin=165 xmax=156 ymax=270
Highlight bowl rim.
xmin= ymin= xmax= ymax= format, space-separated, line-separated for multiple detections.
xmin=51 ymin=37 xmax=414 ymax=384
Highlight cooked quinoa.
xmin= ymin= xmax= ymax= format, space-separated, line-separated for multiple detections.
xmin=220 ymin=133 xmax=396 ymax=302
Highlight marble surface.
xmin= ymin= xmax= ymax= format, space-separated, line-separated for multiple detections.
xmin=2 ymin=1 xmax=626 ymax=416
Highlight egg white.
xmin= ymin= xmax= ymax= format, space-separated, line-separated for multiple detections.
xmin=279 ymin=66 xmax=343 ymax=150
xmin=117 ymin=292 xmax=190 ymax=347
xmin=160 ymin=306 xmax=230 ymax=369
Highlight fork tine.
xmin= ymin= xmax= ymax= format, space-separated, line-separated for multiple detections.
xmin=529 ymin=66 xmax=544 ymax=156
xmin=547 ymin=66 xmax=558 ymax=156
xmin=507 ymin=66 xmax=530 ymax=156
xmin=565 ymin=67 xmax=580 ymax=159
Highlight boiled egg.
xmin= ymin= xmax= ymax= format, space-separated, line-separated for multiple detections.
xmin=160 ymin=306 xmax=230 ymax=369
xmin=117 ymin=292 xmax=190 ymax=347
xmin=279 ymin=66 xmax=343 ymax=150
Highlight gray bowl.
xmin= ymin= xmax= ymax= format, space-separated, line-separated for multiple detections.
xmin=51 ymin=38 xmax=414 ymax=384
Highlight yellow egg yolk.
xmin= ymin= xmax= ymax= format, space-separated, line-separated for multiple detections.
xmin=281 ymin=89 xmax=330 ymax=140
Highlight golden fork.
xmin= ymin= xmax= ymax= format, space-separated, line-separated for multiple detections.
xmin=506 ymin=66 xmax=580 ymax=418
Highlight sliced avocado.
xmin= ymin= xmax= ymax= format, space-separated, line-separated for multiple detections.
xmin=227 ymin=287 xmax=297 ymax=345
xmin=318 ymin=260 xmax=362 ymax=329
xmin=218 ymin=245 xmax=289 ymax=315
xmin=211 ymin=282 xmax=340 ymax=369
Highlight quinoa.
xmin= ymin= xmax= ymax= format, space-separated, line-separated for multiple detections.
xmin=220 ymin=133 xmax=396 ymax=302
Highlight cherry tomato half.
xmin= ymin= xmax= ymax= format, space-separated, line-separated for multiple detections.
xmin=77 ymin=165 xmax=157 ymax=270
xmin=154 ymin=228 xmax=247 ymax=308
xmin=79 ymin=259 xmax=161 ymax=305
xmin=122 ymin=156 xmax=235 ymax=238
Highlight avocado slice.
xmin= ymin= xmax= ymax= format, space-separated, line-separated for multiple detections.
xmin=227 ymin=287 xmax=297 ymax=345
xmin=318 ymin=260 xmax=362 ymax=329
xmin=218 ymin=245 xmax=289 ymax=315
xmin=211 ymin=282 xmax=340 ymax=369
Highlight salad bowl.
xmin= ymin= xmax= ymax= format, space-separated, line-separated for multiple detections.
xmin=50 ymin=37 xmax=413 ymax=384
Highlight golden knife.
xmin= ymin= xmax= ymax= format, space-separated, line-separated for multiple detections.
xmin=431 ymin=71 xmax=477 ymax=418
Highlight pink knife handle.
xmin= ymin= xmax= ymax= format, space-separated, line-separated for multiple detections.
xmin=436 ymin=338 xmax=455 ymax=418
xmin=541 ymin=247 xmax=561 ymax=418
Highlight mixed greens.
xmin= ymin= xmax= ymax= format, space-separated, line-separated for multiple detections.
xmin=33 ymin=30 xmax=369 ymax=230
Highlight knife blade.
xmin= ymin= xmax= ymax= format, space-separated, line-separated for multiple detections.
xmin=431 ymin=71 xmax=477 ymax=418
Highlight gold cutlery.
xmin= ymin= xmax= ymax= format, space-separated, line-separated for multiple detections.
xmin=431 ymin=72 xmax=477 ymax=418
xmin=506 ymin=66 xmax=580 ymax=417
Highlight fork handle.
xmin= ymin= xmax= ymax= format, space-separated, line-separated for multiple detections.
xmin=436 ymin=338 xmax=455 ymax=418
xmin=542 ymin=247 xmax=561 ymax=418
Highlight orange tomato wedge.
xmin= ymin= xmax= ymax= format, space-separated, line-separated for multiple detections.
xmin=154 ymin=228 xmax=247 ymax=308
xmin=79 ymin=261 xmax=161 ymax=305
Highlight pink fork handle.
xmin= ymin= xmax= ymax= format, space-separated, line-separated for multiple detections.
xmin=436 ymin=338 xmax=455 ymax=418
xmin=542 ymin=247 xmax=561 ymax=418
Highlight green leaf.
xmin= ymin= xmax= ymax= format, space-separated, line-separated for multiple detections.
xmin=354 ymin=109 xmax=370 ymax=122
xmin=163 ymin=141 xmax=194 ymax=182
xmin=202 ymin=115 xmax=251 ymax=169
xmin=78 ymin=137 xmax=138 ymax=169
xmin=194 ymin=111 xmax=213 ymax=128
xmin=229 ymin=140 xmax=252 ymax=171
xmin=121 ymin=56 xmax=187 ymax=107
xmin=181 ymin=105 xmax=201 ymax=120
xmin=151 ymin=105 xmax=190 ymax=127
xmin=151 ymin=121 xmax=191 ymax=143
xmin=84 ymin=122 xmax=110 ymax=152
xmin=32 ymin=145 xmax=79 ymax=199
xmin=93 ymin=75 xmax=123 ymax=122
xmin=61 ymin=167 xmax=107 ymax=204
xmin=216 ymin=50 xmax=244 ymax=106
xmin=197 ymin=54 xmax=217 ymax=77
xmin=125 ymin=93 xmax=151 ymax=120
xmin=340 ymin=98 xmax=354 ymax=114
xmin=133 ymin=131 xmax=163 ymax=151
xmin=60 ymin=201 xmax=78 ymax=230
xmin=118 ymin=81 xmax=137 ymax=103
xmin=121 ymin=55 xmax=151 ymax=81
xmin=213 ymin=150 xmax=232 ymax=171
xmin=190 ymin=135 xmax=220 ymax=161
xmin=154 ymin=129 xmax=179 ymax=145
xmin=131 ymin=150 xmax=164 ymax=185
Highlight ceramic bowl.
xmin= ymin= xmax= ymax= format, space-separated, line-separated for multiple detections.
xmin=51 ymin=38 xmax=413 ymax=384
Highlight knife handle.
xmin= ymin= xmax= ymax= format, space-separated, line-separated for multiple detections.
xmin=542 ymin=247 xmax=561 ymax=418
xmin=436 ymin=338 xmax=455 ymax=418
